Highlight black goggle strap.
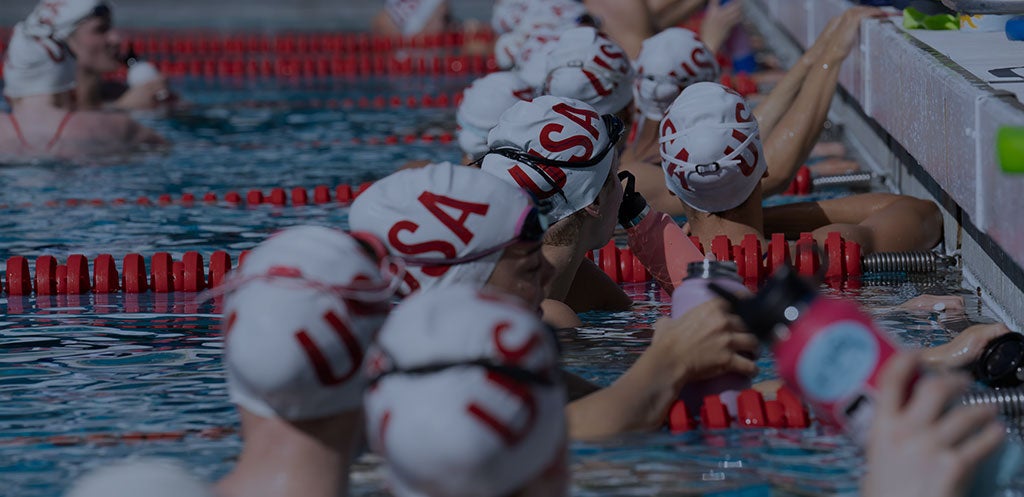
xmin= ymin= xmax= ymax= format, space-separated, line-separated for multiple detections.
xmin=370 ymin=358 xmax=556 ymax=387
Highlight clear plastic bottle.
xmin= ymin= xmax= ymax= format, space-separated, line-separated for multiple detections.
xmin=672 ymin=260 xmax=752 ymax=416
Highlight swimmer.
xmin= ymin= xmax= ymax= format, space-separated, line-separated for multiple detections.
xmin=543 ymin=27 xmax=635 ymax=122
xmin=364 ymin=286 xmax=570 ymax=497
xmin=368 ymin=287 xmax=1004 ymax=495
xmin=622 ymin=8 xmax=883 ymax=216
xmin=494 ymin=1 xmax=593 ymax=89
xmin=372 ymin=0 xmax=454 ymax=37
xmin=621 ymin=27 xmax=722 ymax=215
xmin=20 ymin=0 xmax=174 ymax=110
xmin=65 ymin=458 xmax=213 ymax=497
xmin=0 ymin=24 xmax=165 ymax=159
xmin=659 ymin=82 xmax=942 ymax=256
xmin=352 ymin=163 xmax=758 ymax=438
xmin=213 ymin=226 xmax=400 ymax=497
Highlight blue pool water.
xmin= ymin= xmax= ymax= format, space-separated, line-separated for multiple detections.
xmin=0 ymin=77 xmax=1008 ymax=496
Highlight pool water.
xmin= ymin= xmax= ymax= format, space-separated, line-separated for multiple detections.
xmin=0 ymin=78 xmax=1008 ymax=497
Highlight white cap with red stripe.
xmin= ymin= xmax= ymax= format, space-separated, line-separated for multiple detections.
xmin=22 ymin=0 xmax=109 ymax=41
xmin=481 ymin=95 xmax=620 ymax=223
xmin=634 ymin=28 xmax=720 ymax=122
xmin=543 ymin=27 xmax=636 ymax=115
xmin=2 ymin=24 xmax=76 ymax=99
xmin=364 ymin=285 xmax=566 ymax=497
xmin=349 ymin=163 xmax=535 ymax=294
xmin=660 ymin=82 xmax=766 ymax=213
xmin=457 ymin=72 xmax=535 ymax=161
xmin=221 ymin=225 xmax=396 ymax=421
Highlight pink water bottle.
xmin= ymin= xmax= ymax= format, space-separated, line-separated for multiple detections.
xmin=672 ymin=260 xmax=752 ymax=416
xmin=717 ymin=266 xmax=1024 ymax=496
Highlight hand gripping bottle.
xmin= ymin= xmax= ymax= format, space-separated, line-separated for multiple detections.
xmin=715 ymin=265 xmax=1023 ymax=497
xmin=123 ymin=48 xmax=162 ymax=88
xmin=672 ymin=260 xmax=752 ymax=416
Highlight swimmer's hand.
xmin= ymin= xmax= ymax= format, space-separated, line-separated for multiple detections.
xmin=114 ymin=78 xmax=176 ymax=110
xmin=617 ymin=171 xmax=650 ymax=229
xmin=897 ymin=294 xmax=965 ymax=313
xmin=700 ymin=0 xmax=744 ymax=54
xmin=922 ymin=323 xmax=1013 ymax=370
xmin=862 ymin=353 xmax=1005 ymax=497
xmin=653 ymin=299 xmax=760 ymax=386
xmin=824 ymin=7 xmax=887 ymax=64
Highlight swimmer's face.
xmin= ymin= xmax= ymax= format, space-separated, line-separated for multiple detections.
xmin=68 ymin=14 xmax=122 ymax=74
xmin=486 ymin=240 xmax=554 ymax=313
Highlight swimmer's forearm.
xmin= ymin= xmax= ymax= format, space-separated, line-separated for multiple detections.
xmin=751 ymin=27 xmax=828 ymax=139
xmin=566 ymin=344 xmax=686 ymax=439
xmin=761 ymin=53 xmax=842 ymax=197
xmin=650 ymin=0 xmax=706 ymax=31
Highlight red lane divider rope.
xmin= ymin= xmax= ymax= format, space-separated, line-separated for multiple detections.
xmin=134 ymin=55 xmax=496 ymax=79
xmin=0 ymin=426 xmax=237 ymax=447
xmin=589 ymin=231 xmax=866 ymax=287
xmin=0 ymin=28 xmax=497 ymax=57
xmin=667 ymin=386 xmax=812 ymax=433
xmin=4 ymin=250 xmax=247 ymax=297
xmin=0 ymin=180 xmax=380 ymax=211
xmin=224 ymin=90 xmax=463 ymax=111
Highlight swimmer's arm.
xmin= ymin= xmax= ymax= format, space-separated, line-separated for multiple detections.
xmin=583 ymin=0 xmax=655 ymax=59
xmin=566 ymin=338 xmax=682 ymax=438
xmin=763 ymin=193 xmax=942 ymax=253
xmin=127 ymin=121 xmax=168 ymax=147
xmin=564 ymin=259 xmax=632 ymax=313
xmin=758 ymin=44 xmax=844 ymax=197
xmin=647 ymin=0 xmax=706 ymax=31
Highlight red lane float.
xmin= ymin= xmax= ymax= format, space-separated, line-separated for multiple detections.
xmin=2 ymin=251 xmax=242 ymax=297
xmin=667 ymin=386 xmax=812 ymax=433
xmin=590 ymin=232 xmax=869 ymax=287
xmin=110 ymin=29 xmax=497 ymax=57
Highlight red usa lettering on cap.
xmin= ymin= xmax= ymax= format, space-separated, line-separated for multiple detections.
xmin=661 ymin=117 xmax=694 ymax=192
xmin=506 ymin=103 xmax=602 ymax=199
xmin=387 ymin=192 xmax=491 ymax=288
xmin=295 ymin=310 xmax=364 ymax=386
xmin=582 ymin=39 xmax=629 ymax=97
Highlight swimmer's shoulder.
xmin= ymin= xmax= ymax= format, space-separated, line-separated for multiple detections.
xmin=542 ymin=299 xmax=583 ymax=330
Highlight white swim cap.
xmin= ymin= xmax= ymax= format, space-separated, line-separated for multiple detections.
xmin=65 ymin=458 xmax=212 ymax=497
xmin=482 ymin=95 xmax=621 ymax=223
xmin=350 ymin=163 xmax=538 ymax=295
xmin=543 ymin=27 xmax=635 ymax=115
xmin=365 ymin=285 xmax=566 ymax=497
xmin=496 ymin=29 xmax=560 ymax=89
xmin=22 ymin=0 xmax=111 ymax=42
xmin=634 ymin=28 xmax=719 ymax=122
xmin=492 ymin=0 xmax=589 ymax=35
xmin=457 ymin=72 xmax=535 ymax=161
xmin=221 ymin=225 xmax=398 ymax=421
xmin=660 ymin=82 xmax=766 ymax=213
xmin=385 ymin=0 xmax=447 ymax=36
xmin=2 ymin=23 xmax=76 ymax=99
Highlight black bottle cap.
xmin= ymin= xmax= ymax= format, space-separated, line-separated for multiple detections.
xmin=972 ymin=333 xmax=1024 ymax=388
xmin=710 ymin=264 xmax=818 ymax=344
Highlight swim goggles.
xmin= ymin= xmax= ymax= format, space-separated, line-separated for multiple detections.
xmin=474 ymin=114 xmax=625 ymax=203
xmin=400 ymin=204 xmax=550 ymax=267
xmin=659 ymin=122 xmax=760 ymax=176
xmin=369 ymin=356 xmax=559 ymax=387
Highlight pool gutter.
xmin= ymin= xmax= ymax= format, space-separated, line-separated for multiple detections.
xmin=747 ymin=0 xmax=1024 ymax=329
